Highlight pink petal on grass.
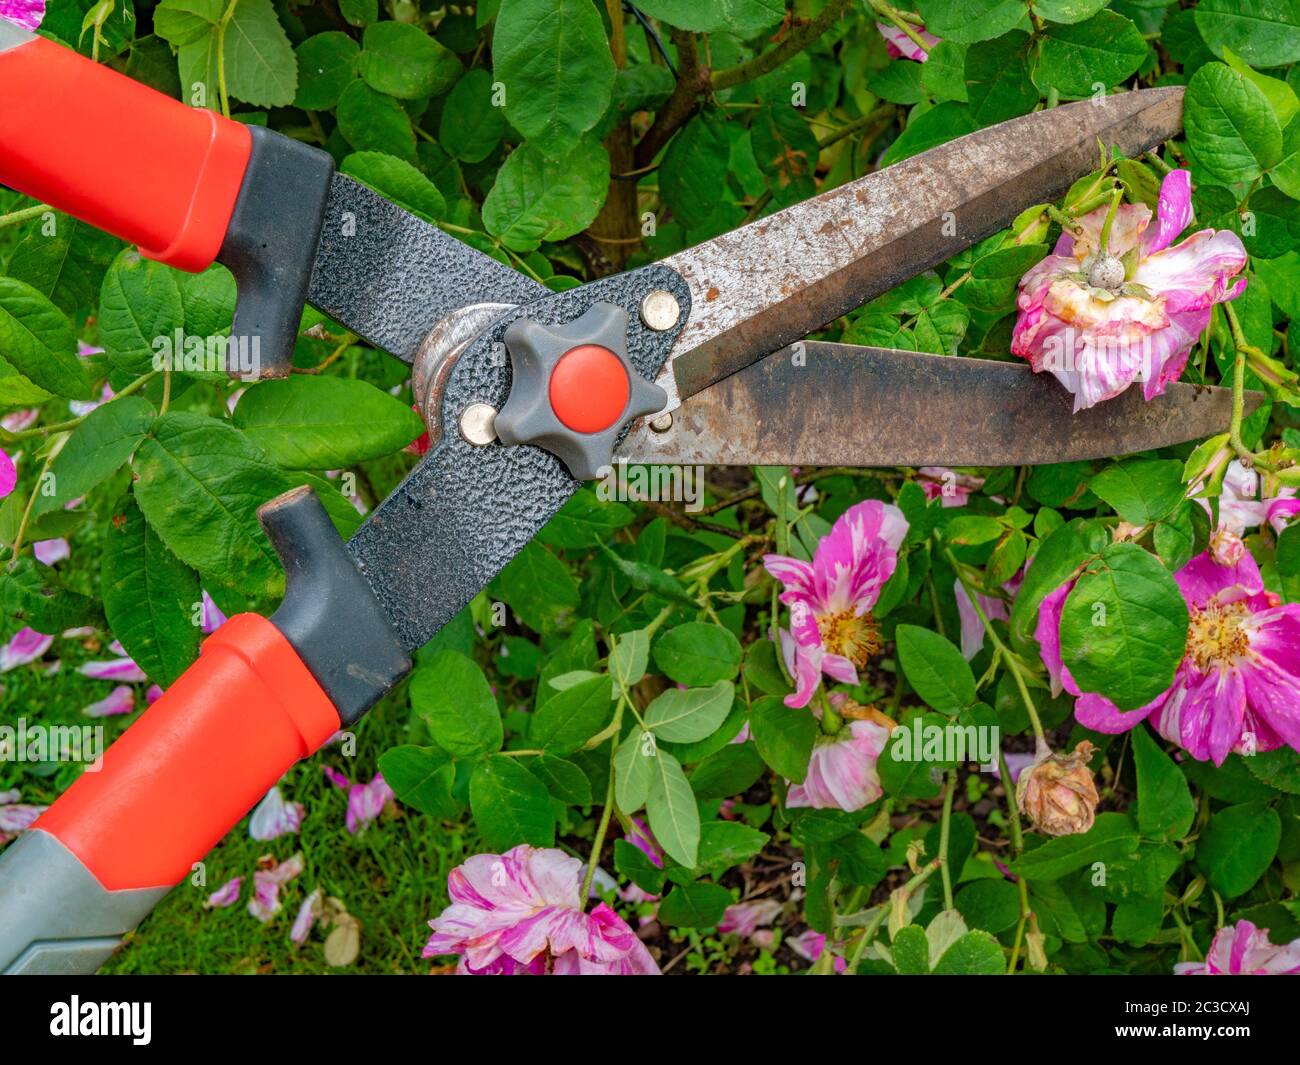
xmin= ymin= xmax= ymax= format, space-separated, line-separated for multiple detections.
xmin=249 ymin=785 xmax=306 ymax=841
xmin=82 ymin=684 xmax=135 ymax=717
xmin=0 ymin=628 xmax=53 ymax=672
xmin=205 ymin=877 xmax=242 ymax=909
xmin=77 ymin=657 xmax=148 ymax=682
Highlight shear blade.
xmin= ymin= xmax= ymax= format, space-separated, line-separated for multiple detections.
xmin=618 ymin=343 xmax=1259 ymax=467
xmin=660 ymin=87 xmax=1185 ymax=407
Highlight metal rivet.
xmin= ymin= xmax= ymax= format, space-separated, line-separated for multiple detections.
xmin=459 ymin=403 xmax=498 ymax=445
xmin=639 ymin=289 xmax=680 ymax=332
xmin=649 ymin=411 xmax=673 ymax=433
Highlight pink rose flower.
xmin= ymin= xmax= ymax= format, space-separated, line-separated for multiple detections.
xmin=788 ymin=929 xmax=848 ymax=972
xmin=1012 ymin=170 xmax=1247 ymax=411
xmin=875 ymin=20 xmax=938 ymax=61
xmin=1037 ymin=550 xmax=1300 ymax=765
xmin=917 ymin=466 xmax=983 ymax=508
xmin=764 ymin=499 xmax=908 ymax=708
xmin=955 ymin=567 xmax=1025 ymax=661
xmin=0 ymin=0 xmax=43 ymax=30
xmin=1174 ymin=920 xmax=1300 ymax=975
xmin=0 ymin=448 xmax=15 ymax=499
xmin=786 ymin=716 xmax=892 ymax=812
xmin=423 ymin=845 xmax=660 ymax=975
xmin=1213 ymin=460 xmax=1300 ymax=536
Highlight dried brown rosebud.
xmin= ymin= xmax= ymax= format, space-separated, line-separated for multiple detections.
xmin=1016 ymin=740 xmax=1100 ymax=837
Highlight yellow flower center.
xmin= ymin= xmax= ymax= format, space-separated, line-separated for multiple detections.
xmin=1185 ymin=601 xmax=1251 ymax=673
xmin=816 ymin=610 xmax=881 ymax=667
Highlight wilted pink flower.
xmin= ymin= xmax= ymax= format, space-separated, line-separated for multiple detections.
xmin=77 ymin=657 xmax=148 ymax=682
xmin=1175 ymin=920 xmax=1300 ymax=975
xmin=876 ymin=20 xmax=938 ymax=61
xmin=718 ymin=899 xmax=782 ymax=938
xmin=0 ymin=1 xmax=44 ymax=30
xmin=764 ymin=500 xmax=908 ymax=708
xmin=291 ymin=887 xmax=324 ymax=944
xmin=0 ymin=788 xmax=45 ymax=844
xmin=917 ymin=466 xmax=982 ymax=508
xmin=787 ymin=710 xmax=892 ymax=812
xmin=249 ymin=785 xmax=306 ymax=841
xmin=424 ymin=845 xmax=660 ymax=975
xmin=1012 ymin=170 xmax=1247 ymax=411
xmin=205 ymin=877 xmax=242 ymax=909
xmin=33 ymin=538 xmax=69 ymax=566
xmin=1038 ymin=550 xmax=1300 ymax=765
xmin=82 ymin=684 xmax=134 ymax=717
xmin=788 ymin=930 xmax=848 ymax=972
xmin=323 ymin=766 xmax=394 ymax=833
xmin=249 ymin=853 xmax=304 ymax=922
xmin=0 ymin=628 xmax=52 ymax=672
xmin=199 ymin=590 xmax=227 ymax=634
xmin=0 ymin=449 xmax=15 ymax=499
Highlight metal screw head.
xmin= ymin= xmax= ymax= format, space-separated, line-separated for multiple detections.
xmin=459 ymin=403 xmax=498 ymax=445
xmin=648 ymin=411 xmax=673 ymax=433
xmin=639 ymin=289 xmax=680 ymax=332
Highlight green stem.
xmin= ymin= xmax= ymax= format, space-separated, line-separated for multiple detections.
xmin=216 ymin=0 xmax=239 ymax=118
xmin=1223 ymin=302 xmax=1261 ymax=467
xmin=817 ymin=687 xmax=843 ymax=736
xmin=1097 ymin=186 xmax=1123 ymax=255
xmin=7 ymin=444 xmax=59 ymax=569
xmin=582 ymin=699 xmax=624 ymax=901
xmin=712 ymin=0 xmax=849 ymax=90
xmin=0 ymin=204 xmax=50 ymax=230
xmin=939 ymin=768 xmax=956 ymax=910
xmin=0 ymin=372 xmax=159 ymax=444
xmin=999 ymin=751 xmax=1031 ymax=974
xmin=868 ymin=0 xmax=931 ymax=54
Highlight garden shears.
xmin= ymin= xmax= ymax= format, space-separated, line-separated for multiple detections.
xmin=0 ymin=20 xmax=1249 ymax=974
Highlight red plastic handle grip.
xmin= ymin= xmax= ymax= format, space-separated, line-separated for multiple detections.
xmin=0 ymin=35 xmax=251 ymax=272
xmin=35 ymin=615 xmax=341 ymax=891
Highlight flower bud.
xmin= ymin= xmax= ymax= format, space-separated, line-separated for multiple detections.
xmin=1210 ymin=527 xmax=1245 ymax=567
xmin=1016 ymin=740 xmax=1100 ymax=837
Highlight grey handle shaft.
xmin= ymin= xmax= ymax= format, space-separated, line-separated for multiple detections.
xmin=0 ymin=830 xmax=169 ymax=974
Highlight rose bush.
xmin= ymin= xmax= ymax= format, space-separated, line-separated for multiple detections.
xmin=3 ymin=0 xmax=1300 ymax=975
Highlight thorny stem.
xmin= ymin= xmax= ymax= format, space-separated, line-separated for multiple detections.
xmin=712 ymin=1 xmax=850 ymax=91
xmin=582 ymin=692 xmax=626 ymax=900
xmin=1223 ymin=301 xmax=1271 ymax=470
xmin=1 ymin=371 xmax=159 ymax=445
xmin=7 ymin=444 xmax=59 ymax=570
xmin=945 ymin=545 xmax=1047 ymax=747
xmin=939 ymin=768 xmax=956 ymax=909
xmin=999 ymin=750 xmax=1032 ymax=974
xmin=216 ymin=0 xmax=239 ymax=119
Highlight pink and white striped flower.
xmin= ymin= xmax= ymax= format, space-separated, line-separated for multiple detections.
xmin=918 ymin=466 xmax=983 ymax=508
xmin=764 ymin=500 xmax=908 ymax=708
xmin=0 ymin=0 xmax=44 ymax=30
xmin=0 ymin=449 xmax=15 ymax=500
xmin=423 ymin=845 xmax=660 ymax=975
xmin=876 ymin=20 xmax=938 ymax=61
xmin=1012 ymin=170 xmax=1247 ymax=411
xmin=718 ymin=899 xmax=782 ymax=938
xmin=955 ymin=567 xmax=1026 ymax=661
xmin=1037 ymin=550 xmax=1300 ymax=765
xmin=1214 ymin=460 xmax=1300 ymax=537
xmin=1174 ymin=920 xmax=1300 ymax=975
xmin=786 ymin=714 xmax=892 ymax=812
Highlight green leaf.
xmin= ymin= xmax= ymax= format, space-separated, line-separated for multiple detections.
xmin=1009 ymin=812 xmax=1141 ymax=880
xmin=341 ymin=151 xmax=446 ymax=224
xmin=336 ymin=80 xmax=416 ymax=161
xmin=1089 ymin=459 xmax=1186 ymax=525
xmin=530 ymin=674 xmax=614 ymax=754
xmin=1271 ymin=116 xmax=1300 ymax=200
xmin=644 ymin=681 xmax=735 ymax=743
xmin=1030 ymin=0 xmax=1105 ymax=24
xmin=481 ymin=139 xmax=610 ymax=252
xmin=1059 ymin=543 xmax=1189 ymax=711
xmin=0 ymin=558 xmax=99 ymax=632
xmin=631 ymin=0 xmax=783 ymax=36
xmin=492 ymin=539 xmax=579 ymax=632
xmin=879 ymin=101 xmax=978 ymax=166
xmin=615 ymin=727 xmax=655 ymax=812
xmin=526 ymin=754 xmax=593 ymax=805
xmin=658 ymin=882 xmax=731 ymax=928
xmin=955 ymin=879 xmax=1020 ymax=934
xmin=1242 ymin=747 xmax=1300 ymax=793
xmin=35 ymin=396 xmax=154 ymax=515
xmin=1195 ymin=0 xmax=1300 ymax=69
xmin=964 ymin=32 xmax=1037 ymax=126
xmin=469 ymin=754 xmax=555 ymax=849
xmin=98 ymin=250 xmax=185 ymax=377
xmin=646 ymin=749 xmax=700 ymax=867
xmin=959 ymin=244 xmax=1046 ymax=313
xmin=101 ymin=495 xmax=200 ymax=687
xmin=132 ymin=412 xmax=289 ymax=604
xmin=493 ymin=0 xmax=615 ymax=157
xmin=358 ymin=20 xmax=461 ymax=100
xmin=1032 ymin=11 xmax=1148 ymax=97
xmin=0 ymin=277 xmax=86 ymax=399
xmin=895 ymin=624 xmax=976 ymax=714
xmin=1196 ymin=801 xmax=1281 ymax=897
xmin=932 ymin=930 xmax=1006 ymax=974
xmin=1185 ymin=62 xmax=1283 ymax=184
xmin=614 ymin=838 xmax=666 ymax=894
xmin=688 ymin=742 xmax=766 ymax=801
xmin=537 ymin=487 xmax=634 ymax=548
xmin=1009 ymin=521 xmax=1089 ymax=649
xmin=653 ymin=623 xmax=742 ymax=686
xmin=694 ymin=821 xmax=768 ymax=873
xmin=409 ymin=650 xmax=503 ymax=757
xmin=439 ymin=68 xmax=507 ymax=163
xmin=1112 ymin=895 xmax=1164 ymax=946
xmin=338 ymin=0 xmax=377 ymax=26
xmin=224 ymin=0 xmax=298 ymax=107
xmin=6 ymin=212 xmax=122 ymax=318
xmin=1131 ymin=725 xmax=1196 ymax=840
xmin=660 ymin=112 xmax=734 ymax=230
xmin=1221 ymin=46 xmax=1299 ymax=128
xmin=914 ymin=0 xmax=1027 ymax=44
xmin=610 ymin=628 xmax=649 ymax=688
xmin=377 ymin=745 xmax=456 ymax=817
xmin=233 ymin=375 xmax=424 ymax=467
xmin=749 ymin=695 xmax=817 ymax=784
xmin=294 ymin=31 xmax=359 ymax=110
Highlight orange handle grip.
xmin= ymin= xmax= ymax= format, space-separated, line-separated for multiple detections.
xmin=0 ymin=34 xmax=252 ymax=271
xmin=35 ymin=615 xmax=341 ymax=891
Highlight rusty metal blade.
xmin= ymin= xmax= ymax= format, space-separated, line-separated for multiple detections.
xmin=617 ymin=342 xmax=1260 ymax=467
xmin=658 ymin=87 xmax=1184 ymax=408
